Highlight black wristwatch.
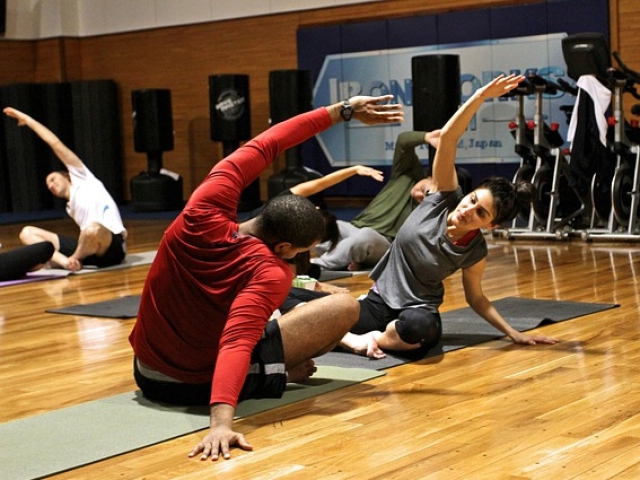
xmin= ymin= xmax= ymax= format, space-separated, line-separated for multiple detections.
xmin=340 ymin=100 xmax=353 ymax=122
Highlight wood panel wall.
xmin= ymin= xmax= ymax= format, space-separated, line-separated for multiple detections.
xmin=0 ymin=0 xmax=636 ymax=203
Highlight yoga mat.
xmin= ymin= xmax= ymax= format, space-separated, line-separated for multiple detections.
xmin=0 ymin=271 xmax=69 ymax=288
xmin=319 ymin=270 xmax=353 ymax=281
xmin=40 ymin=250 xmax=156 ymax=275
xmin=0 ymin=366 xmax=383 ymax=480
xmin=318 ymin=270 xmax=370 ymax=281
xmin=315 ymin=296 xmax=619 ymax=370
xmin=0 ymin=251 xmax=156 ymax=289
xmin=46 ymin=295 xmax=142 ymax=319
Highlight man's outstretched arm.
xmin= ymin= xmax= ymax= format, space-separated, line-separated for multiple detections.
xmin=3 ymin=107 xmax=84 ymax=170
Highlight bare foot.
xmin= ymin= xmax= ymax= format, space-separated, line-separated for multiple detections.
xmin=67 ymin=257 xmax=83 ymax=272
xmin=340 ymin=332 xmax=386 ymax=359
xmin=347 ymin=262 xmax=362 ymax=271
xmin=286 ymin=359 xmax=317 ymax=383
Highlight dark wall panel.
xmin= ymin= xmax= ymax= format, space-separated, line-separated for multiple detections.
xmin=547 ymin=0 xmax=609 ymax=36
xmin=0 ymin=0 xmax=5 ymax=36
xmin=340 ymin=20 xmax=388 ymax=53
xmin=297 ymin=25 xmax=341 ymax=82
xmin=0 ymin=84 xmax=55 ymax=212
xmin=490 ymin=3 xmax=549 ymax=39
xmin=70 ymin=80 xmax=123 ymax=204
xmin=437 ymin=9 xmax=492 ymax=45
xmin=0 ymin=80 xmax=123 ymax=212
xmin=0 ymin=103 xmax=8 ymax=212
xmin=39 ymin=82 xmax=74 ymax=211
xmin=388 ymin=15 xmax=438 ymax=50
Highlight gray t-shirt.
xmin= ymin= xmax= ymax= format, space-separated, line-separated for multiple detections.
xmin=370 ymin=187 xmax=487 ymax=311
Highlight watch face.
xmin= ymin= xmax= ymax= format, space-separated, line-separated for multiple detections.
xmin=341 ymin=102 xmax=353 ymax=121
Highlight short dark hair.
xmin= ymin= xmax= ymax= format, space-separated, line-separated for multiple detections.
xmin=257 ymin=194 xmax=325 ymax=248
xmin=476 ymin=176 xmax=536 ymax=225
xmin=320 ymin=209 xmax=340 ymax=252
xmin=49 ymin=170 xmax=70 ymax=181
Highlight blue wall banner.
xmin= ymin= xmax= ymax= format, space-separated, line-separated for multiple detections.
xmin=313 ymin=33 xmax=569 ymax=168
xmin=297 ymin=0 xmax=609 ymax=195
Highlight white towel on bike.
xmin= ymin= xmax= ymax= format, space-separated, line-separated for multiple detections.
xmin=567 ymin=74 xmax=611 ymax=146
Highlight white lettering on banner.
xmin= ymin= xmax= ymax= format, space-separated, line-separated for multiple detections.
xmin=313 ymin=33 xmax=570 ymax=167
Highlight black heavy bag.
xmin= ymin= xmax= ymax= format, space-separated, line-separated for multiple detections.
xmin=412 ymin=54 xmax=461 ymax=133
xmin=267 ymin=70 xmax=321 ymax=202
xmin=209 ymin=74 xmax=251 ymax=142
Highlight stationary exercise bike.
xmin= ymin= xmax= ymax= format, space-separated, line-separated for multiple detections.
xmin=494 ymin=78 xmax=537 ymax=235
xmin=503 ymin=74 xmax=590 ymax=240
xmin=581 ymin=52 xmax=640 ymax=241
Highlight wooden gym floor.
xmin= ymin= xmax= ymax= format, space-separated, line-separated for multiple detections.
xmin=1 ymin=216 xmax=639 ymax=479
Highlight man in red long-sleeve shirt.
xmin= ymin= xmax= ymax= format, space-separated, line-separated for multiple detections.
xmin=129 ymin=95 xmax=404 ymax=461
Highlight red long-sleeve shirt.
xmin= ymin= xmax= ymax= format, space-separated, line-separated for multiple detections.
xmin=130 ymin=107 xmax=332 ymax=407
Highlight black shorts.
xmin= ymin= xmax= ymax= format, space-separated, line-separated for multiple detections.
xmin=357 ymin=289 xmax=440 ymax=359
xmin=354 ymin=289 xmax=401 ymax=334
xmin=58 ymin=232 xmax=126 ymax=268
xmin=134 ymin=320 xmax=287 ymax=406
xmin=280 ymin=287 xmax=329 ymax=314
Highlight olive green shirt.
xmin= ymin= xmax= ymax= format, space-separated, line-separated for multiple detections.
xmin=351 ymin=131 xmax=428 ymax=239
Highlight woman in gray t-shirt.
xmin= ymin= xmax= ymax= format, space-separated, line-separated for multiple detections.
xmin=340 ymin=74 xmax=559 ymax=359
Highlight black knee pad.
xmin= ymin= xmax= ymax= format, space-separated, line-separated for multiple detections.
xmin=395 ymin=308 xmax=441 ymax=346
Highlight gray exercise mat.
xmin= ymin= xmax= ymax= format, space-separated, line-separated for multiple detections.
xmin=315 ymin=296 xmax=619 ymax=370
xmin=1 ymin=251 xmax=157 ymax=290
xmin=0 ymin=366 xmax=384 ymax=480
xmin=319 ymin=270 xmax=353 ymax=281
xmin=38 ymin=250 xmax=157 ymax=277
xmin=46 ymin=295 xmax=141 ymax=318
xmin=0 ymin=271 xmax=69 ymax=288
xmin=318 ymin=270 xmax=370 ymax=281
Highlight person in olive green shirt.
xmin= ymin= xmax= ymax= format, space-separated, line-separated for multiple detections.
xmin=312 ymin=130 xmax=471 ymax=271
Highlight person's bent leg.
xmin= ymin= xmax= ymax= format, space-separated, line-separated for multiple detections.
xmin=395 ymin=307 xmax=442 ymax=348
xmin=340 ymin=291 xmax=398 ymax=358
xmin=20 ymin=226 xmax=73 ymax=269
xmin=347 ymin=227 xmax=390 ymax=270
xmin=312 ymin=221 xmax=362 ymax=270
xmin=342 ymin=299 xmax=441 ymax=359
xmin=279 ymin=287 xmax=329 ymax=315
xmin=19 ymin=226 xmax=60 ymax=249
xmin=373 ymin=307 xmax=442 ymax=359
xmin=81 ymin=232 xmax=126 ymax=269
xmin=276 ymin=293 xmax=359 ymax=369
xmin=68 ymin=222 xmax=114 ymax=271
xmin=0 ymin=241 xmax=55 ymax=281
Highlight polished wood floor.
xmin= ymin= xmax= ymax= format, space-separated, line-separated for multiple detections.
xmin=1 ymin=217 xmax=640 ymax=479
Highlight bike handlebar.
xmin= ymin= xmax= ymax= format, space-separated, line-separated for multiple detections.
xmin=607 ymin=67 xmax=640 ymax=100
xmin=527 ymin=74 xmax=576 ymax=96
xmin=557 ymin=78 xmax=579 ymax=96
xmin=505 ymin=78 xmax=535 ymax=97
xmin=613 ymin=51 xmax=640 ymax=83
xmin=611 ymin=51 xmax=640 ymax=100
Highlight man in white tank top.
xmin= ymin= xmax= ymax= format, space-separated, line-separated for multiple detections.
xmin=4 ymin=107 xmax=126 ymax=272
